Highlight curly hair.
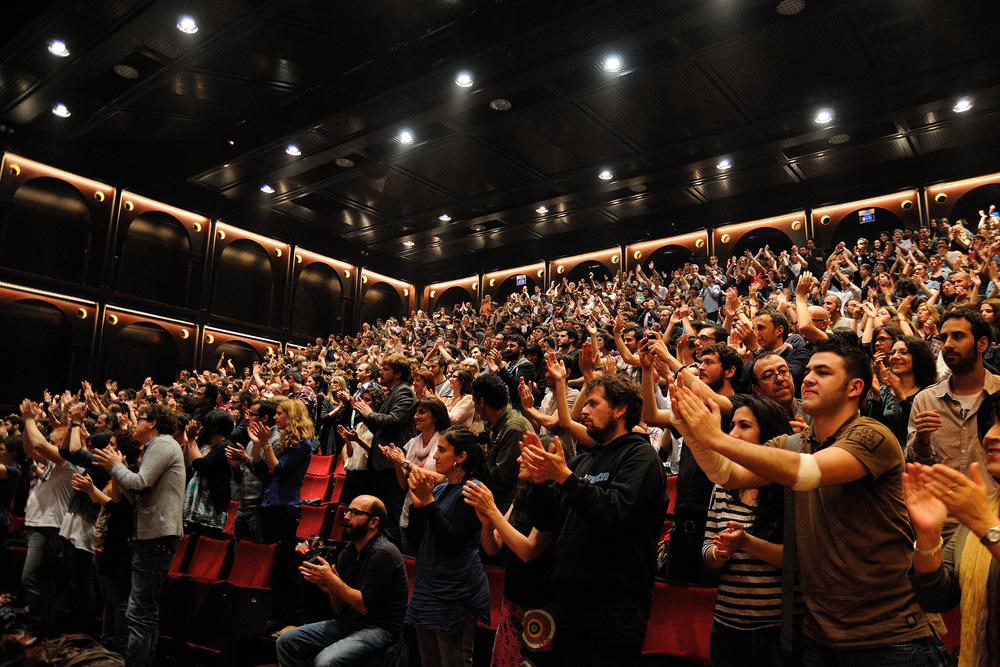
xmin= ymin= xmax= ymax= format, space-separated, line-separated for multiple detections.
xmin=275 ymin=398 xmax=315 ymax=457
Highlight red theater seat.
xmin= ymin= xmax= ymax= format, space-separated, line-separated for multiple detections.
xmin=300 ymin=474 xmax=333 ymax=504
xmin=307 ymin=454 xmax=335 ymax=476
xmin=296 ymin=504 xmax=331 ymax=540
xmin=641 ymin=582 xmax=716 ymax=666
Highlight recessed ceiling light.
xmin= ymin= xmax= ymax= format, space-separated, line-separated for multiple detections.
xmin=471 ymin=224 xmax=485 ymax=232
xmin=439 ymin=214 xmax=451 ymax=222
xmin=490 ymin=99 xmax=512 ymax=111
xmin=953 ymin=97 xmax=972 ymax=113
xmin=399 ymin=130 xmax=414 ymax=144
xmin=335 ymin=157 xmax=355 ymax=168
xmin=455 ymin=72 xmax=473 ymax=88
xmin=48 ymin=40 xmax=69 ymax=57
xmin=260 ymin=184 xmax=275 ymax=193
xmin=403 ymin=240 xmax=415 ymax=247
xmin=603 ymin=56 xmax=622 ymax=72
xmin=536 ymin=206 xmax=548 ymax=214
xmin=815 ymin=109 xmax=833 ymax=124
xmin=52 ymin=103 xmax=71 ymax=118
xmin=285 ymin=145 xmax=301 ymax=156
xmin=113 ymin=63 xmax=139 ymax=79
xmin=829 ymin=134 xmax=851 ymax=144
xmin=775 ymin=0 xmax=805 ymax=15
xmin=599 ymin=169 xmax=613 ymax=180
xmin=227 ymin=139 xmax=235 ymax=145
xmin=717 ymin=159 xmax=732 ymax=170
xmin=177 ymin=16 xmax=198 ymax=34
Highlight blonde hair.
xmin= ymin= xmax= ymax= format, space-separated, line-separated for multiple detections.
xmin=275 ymin=398 xmax=315 ymax=457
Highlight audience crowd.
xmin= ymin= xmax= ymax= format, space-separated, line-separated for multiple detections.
xmin=5 ymin=209 xmax=1000 ymax=667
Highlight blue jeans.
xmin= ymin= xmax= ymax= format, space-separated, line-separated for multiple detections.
xmin=22 ymin=527 xmax=62 ymax=637
xmin=125 ymin=536 xmax=180 ymax=667
xmin=276 ymin=618 xmax=394 ymax=667
xmin=801 ymin=635 xmax=949 ymax=667
xmin=233 ymin=506 xmax=264 ymax=543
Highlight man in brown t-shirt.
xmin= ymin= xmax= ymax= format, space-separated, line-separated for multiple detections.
xmin=668 ymin=340 xmax=947 ymax=664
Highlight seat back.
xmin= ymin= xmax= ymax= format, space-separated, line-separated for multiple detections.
xmin=169 ymin=534 xmax=196 ymax=574
xmin=328 ymin=475 xmax=345 ymax=505
xmin=186 ymin=536 xmax=234 ymax=581
xmin=327 ymin=505 xmax=348 ymax=540
xmin=307 ymin=454 xmax=335 ymax=476
xmin=641 ymin=582 xmax=716 ymax=665
xmin=482 ymin=566 xmax=505 ymax=630
xmin=230 ymin=541 xmax=278 ymax=588
xmin=300 ymin=474 xmax=333 ymax=503
xmin=296 ymin=504 xmax=330 ymax=540
xmin=223 ymin=500 xmax=240 ymax=536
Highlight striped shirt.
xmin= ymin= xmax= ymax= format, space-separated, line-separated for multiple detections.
xmin=702 ymin=485 xmax=802 ymax=630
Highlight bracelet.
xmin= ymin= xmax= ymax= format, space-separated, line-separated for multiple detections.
xmin=712 ymin=546 xmax=729 ymax=561
xmin=913 ymin=536 xmax=943 ymax=557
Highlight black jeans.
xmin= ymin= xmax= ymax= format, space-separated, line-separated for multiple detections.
xmin=262 ymin=505 xmax=302 ymax=624
xmin=556 ymin=592 xmax=649 ymax=667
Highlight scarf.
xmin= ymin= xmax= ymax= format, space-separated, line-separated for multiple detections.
xmin=958 ymin=490 xmax=1000 ymax=667
xmin=406 ymin=431 xmax=439 ymax=472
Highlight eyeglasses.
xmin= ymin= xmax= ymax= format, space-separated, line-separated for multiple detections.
xmin=696 ymin=335 xmax=716 ymax=343
xmin=757 ymin=368 xmax=791 ymax=384
xmin=875 ymin=336 xmax=895 ymax=343
xmin=136 ymin=416 xmax=154 ymax=422
xmin=343 ymin=507 xmax=374 ymax=518
xmin=248 ymin=411 xmax=261 ymax=419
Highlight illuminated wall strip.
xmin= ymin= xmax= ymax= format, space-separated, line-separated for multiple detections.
xmin=216 ymin=221 xmax=289 ymax=251
xmin=484 ymin=263 xmax=545 ymax=281
xmin=927 ymin=173 xmax=1000 ymax=192
xmin=0 ymin=281 xmax=96 ymax=307
xmin=120 ymin=191 xmax=210 ymax=226
xmin=629 ymin=231 xmax=709 ymax=252
xmin=361 ymin=269 xmax=413 ymax=291
xmin=551 ymin=247 xmax=621 ymax=264
xmin=813 ymin=191 xmax=918 ymax=216
xmin=294 ymin=247 xmax=354 ymax=272
xmin=203 ymin=326 xmax=280 ymax=345
xmin=105 ymin=305 xmax=195 ymax=328
xmin=3 ymin=153 xmax=114 ymax=196
xmin=428 ymin=275 xmax=478 ymax=291
xmin=714 ymin=212 xmax=807 ymax=234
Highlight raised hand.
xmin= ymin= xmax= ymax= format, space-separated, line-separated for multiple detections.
xmin=518 ymin=435 xmax=571 ymax=484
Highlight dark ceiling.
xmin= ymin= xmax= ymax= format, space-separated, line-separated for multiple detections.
xmin=3 ymin=0 xmax=1000 ymax=285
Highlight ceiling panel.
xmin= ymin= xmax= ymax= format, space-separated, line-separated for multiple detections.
xmin=478 ymin=102 xmax=634 ymax=177
xmin=323 ymin=165 xmax=456 ymax=219
xmin=131 ymin=71 xmax=295 ymax=120
xmin=393 ymin=135 xmax=537 ymax=198
xmin=581 ymin=62 xmax=746 ymax=150
xmin=796 ymin=138 xmax=912 ymax=180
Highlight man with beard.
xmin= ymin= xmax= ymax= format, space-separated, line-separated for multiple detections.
xmin=276 ymin=496 xmax=408 ymax=667
xmin=488 ymin=334 xmax=535 ymax=415
xmin=472 ymin=373 xmax=533 ymax=514
xmin=521 ymin=374 xmax=666 ymax=667
xmin=907 ymin=309 xmax=1000 ymax=537
xmin=695 ymin=344 xmax=741 ymax=396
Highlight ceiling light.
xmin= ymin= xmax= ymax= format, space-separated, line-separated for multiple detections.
xmin=403 ymin=240 xmax=415 ymax=247
xmin=775 ymin=0 xmax=805 ymax=15
xmin=598 ymin=170 xmax=613 ymax=180
xmin=113 ymin=64 xmax=139 ymax=79
xmin=953 ymin=97 xmax=972 ymax=113
xmin=48 ymin=40 xmax=69 ymax=57
xmin=439 ymin=214 xmax=451 ymax=222
xmin=471 ymin=224 xmax=485 ymax=232
xmin=455 ymin=72 xmax=473 ymax=88
xmin=536 ymin=206 xmax=548 ymax=214
xmin=490 ymin=99 xmax=512 ymax=111
xmin=815 ymin=109 xmax=833 ymax=124
xmin=52 ymin=103 xmax=71 ymax=118
xmin=603 ymin=56 xmax=622 ymax=72
xmin=227 ymin=139 xmax=235 ymax=145
xmin=260 ymin=184 xmax=275 ymax=194
xmin=177 ymin=16 xmax=198 ymax=33
xmin=717 ymin=159 xmax=732 ymax=170
xmin=335 ymin=157 xmax=355 ymax=168
xmin=399 ymin=130 xmax=413 ymax=144
xmin=285 ymin=145 xmax=301 ymax=156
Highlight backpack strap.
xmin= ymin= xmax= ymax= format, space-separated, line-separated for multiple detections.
xmin=781 ymin=432 xmax=801 ymax=653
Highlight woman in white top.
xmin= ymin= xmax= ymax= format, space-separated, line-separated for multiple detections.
xmin=445 ymin=368 xmax=479 ymax=432
xmin=380 ymin=397 xmax=451 ymax=555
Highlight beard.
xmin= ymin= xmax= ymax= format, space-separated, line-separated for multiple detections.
xmin=586 ymin=419 xmax=617 ymax=445
xmin=341 ymin=522 xmax=359 ymax=541
xmin=502 ymin=349 xmax=519 ymax=362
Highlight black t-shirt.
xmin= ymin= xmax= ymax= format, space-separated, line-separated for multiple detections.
xmin=337 ymin=532 xmax=409 ymax=636
xmin=501 ymin=501 xmax=555 ymax=609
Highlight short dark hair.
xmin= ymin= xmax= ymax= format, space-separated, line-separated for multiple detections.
xmin=747 ymin=352 xmax=786 ymax=386
xmin=977 ymin=391 xmax=1000 ymax=443
xmin=201 ymin=409 xmax=235 ymax=439
xmin=282 ymin=370 xmax=304 ymax=385
xmin=940 ymin=308 xmax=992 ymax=347
xmin=698 ymin=323 xmax=729 ymax=344
xmin=757 ymin=310 xmax=788 ymax=342
xmin=382 ymin=354 xmax=412 ymax=383
xmin=415 ymin=397 xmax=451 ymax=432
xmin=812 ymin=339 xmax=872 ymax=406
xmin=702 ymin=343 xmax=743 ymax=386
xmin=472 ymin=373 xmax=509 ymax=410
xmin=452 ymin=368 xmax=474 ymax=396
xmin=507 ymin=334 xmax=527 ymax=351
xmin=198 ymin=382 xmax=219 ymax=405
xmin=561 ymin=328 xmax=580 ymax=345
xmin=253 ymin=399 xmax=278 ymax=425
xmin=623 ymin=324 xmax=643 ymax=340
xmin=582 ymin=374 xmax=643 ymax=431
xmin=439 ymin=426 xmax=487 ymax=479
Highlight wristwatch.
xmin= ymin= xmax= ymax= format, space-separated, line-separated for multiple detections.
xmin=981 ymin=526 xmax=1000 ymax=546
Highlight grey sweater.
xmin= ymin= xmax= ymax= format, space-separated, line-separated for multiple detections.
xmin=111 ymin=434 xmax=185 ymax=540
